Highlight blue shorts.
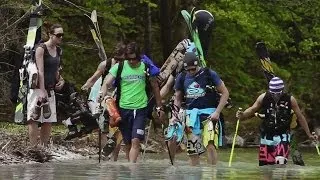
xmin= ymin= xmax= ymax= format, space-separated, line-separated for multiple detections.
xmin=119 ymin=107 xmax=148 ymax=144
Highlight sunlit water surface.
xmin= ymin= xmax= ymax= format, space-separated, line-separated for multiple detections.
xmin=1 ymin=148 xmax=319 ymax=179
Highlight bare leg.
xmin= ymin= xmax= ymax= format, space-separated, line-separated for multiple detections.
xmin=189 ymin=154 xmax=200 ymax=166
xmin=40 ymin=122 xmax=52 ymax=146
xmin=113 ymin=142 xmax=122 ymax=161
xmin=124 ymin=144 xmax=131 ymax=161
xmin=129 ymin=138 xmax=141 ymax=163
xmin=28 ymin=121 xmax=39 ymax=146
xmin=206 ymin=143 xmax=218 ymax=165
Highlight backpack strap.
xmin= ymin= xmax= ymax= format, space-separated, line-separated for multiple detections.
xmin=144 ymin=61 xmax=152 ymax=98
xmin=179 ymin=71 xmax=187 ymax=91
xmin=115 ymin=61 xmax=124 ymax=106
xmin=203 ymin=67 xmax=214 ymax=86
xmin=101 ymin=58 xmax=112 ymax=82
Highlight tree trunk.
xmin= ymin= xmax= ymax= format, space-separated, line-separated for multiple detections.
xmin=144 ymin=3 xmax=152 ymax=57
xmin=159 ymin=0 xmax=173 ymax=61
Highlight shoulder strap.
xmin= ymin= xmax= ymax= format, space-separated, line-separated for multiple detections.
xmin=115 ymin=61 xmax=124 ymax=106
xmin=179 ymin=71 xmax=187 ymax=90
xmin=56 ymin=46 xmax=62 ymax=55
xmin=203 ymin=67 xmax=214 ymax=86
xmin=116 ymin=61 xmax=124 ymax=84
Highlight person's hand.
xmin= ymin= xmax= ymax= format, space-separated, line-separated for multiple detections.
xmin=208 ymin=111 xmax=220 ymax=121
xmin=55 ymin=78 xmax=65 ymax=91
xmin=39 ymin=89 xmax=48 ymax=101
xmin=81 ymin=83 xmax=90 ymax=91
xmin=156 ymin=107 xmax=165 ymax=124
xmin=236 ymin=108 xmax=243 ymax=119
xmin=97 ymin=92 xmax=105 ymax=103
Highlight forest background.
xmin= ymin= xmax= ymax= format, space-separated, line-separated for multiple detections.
xmin=0 ymin=0 xmax=319 ymax=139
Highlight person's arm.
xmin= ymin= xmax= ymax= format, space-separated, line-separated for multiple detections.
xmin=150 ymin=77 xmax=162 ymax=108
xmin=237 ymin=93 xmax=265 ymax=120
xmin=81 ymin=61 xmax=106 ymax=90
xmin=214 ymin=81 xmax=229 ymax=115
xmin=160 ymin=75 xmax=174 ymax=98
xmin=55 ymin=68 xmax=65 ymax=91
xmin=100 ymin=73 xmax=116 ymax=98
xmin=100 ymin=63 xmax=118 ymax=99
xmin=35 ymin=46 xmax=47 ymax=98
xmin=291 ymin=96 xmax=314 ymax=139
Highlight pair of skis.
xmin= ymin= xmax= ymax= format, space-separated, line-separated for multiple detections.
xmin=84 ymin=10 xmax=108 ymax=163
xmin=181 ymin=8 xmax=206 ymax=67
xmin=14 ymin=0 xmax=43 ymax=124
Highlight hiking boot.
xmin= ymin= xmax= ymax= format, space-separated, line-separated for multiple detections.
xmin=42 ymin=99 xmax=51 ymax=119
xmin=30 ymin=101 xmax=42 ymax=120
xmin=64 ymin=125 xmax=79 ymax=140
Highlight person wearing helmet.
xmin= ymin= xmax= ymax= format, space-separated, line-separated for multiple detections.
xmin=169 ymin=52 xmax=229 ymax=166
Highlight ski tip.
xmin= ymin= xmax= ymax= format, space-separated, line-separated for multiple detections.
xmin=255 ymin=41 xmax=265 ymax=47
xmin=91 ymin=10 xmax=97 ymax=22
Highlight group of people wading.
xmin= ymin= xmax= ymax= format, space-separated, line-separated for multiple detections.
xmin=23 ymin=9 xmax=318 ymax=167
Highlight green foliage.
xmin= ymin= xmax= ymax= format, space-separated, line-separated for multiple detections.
xmin=1 ymin=0 xmax=320 ymax=122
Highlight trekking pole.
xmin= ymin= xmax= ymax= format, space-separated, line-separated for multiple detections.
xmin=142 ymin=119 xmax=153 ymax=161
xmin=98 ymin=128 xmax=102 ymax=163
xmin=312 ymin=132 xmax=320 ymax=156
xmin=228 ymin=108 xmax=242 ymax=167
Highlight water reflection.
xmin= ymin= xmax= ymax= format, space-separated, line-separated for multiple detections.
xmin=1 ymin=155 xmax=320 ymax=179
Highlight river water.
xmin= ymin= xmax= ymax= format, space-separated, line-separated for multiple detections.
xmin=1 ymin=148 xmax=319 ymax=179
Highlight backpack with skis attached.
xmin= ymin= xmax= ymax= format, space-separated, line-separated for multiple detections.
xmin=14 ymin=0 xmax=43 ymax=125
xmin=255 ymin=41 xmax=304 ymax=166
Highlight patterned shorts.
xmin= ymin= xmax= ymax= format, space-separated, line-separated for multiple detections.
xmin=259 ymin=134 xmax=290 ymax=166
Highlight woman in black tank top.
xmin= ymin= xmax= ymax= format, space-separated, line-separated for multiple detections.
xmin=28 ymin=24 xmax=64 ymax=147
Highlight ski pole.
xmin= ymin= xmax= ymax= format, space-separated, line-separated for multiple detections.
xmin=312 ymin=132 xmax=320 ymax=156
xmin=98 ymin=129 xmax=102 ymax=163
xmin=228 ymin=108 xmax=242 ymax=167
xmin=142 ymin=119 xmax=152 ymax=161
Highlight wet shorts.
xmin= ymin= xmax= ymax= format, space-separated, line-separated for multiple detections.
xmin=27 ymin=89 xmax=57 ymax=123
xmin=118 ymin=107 xmax=148 ymax=144
xmin=259 ymin=134 xmax=291 ymax=166
xmin=185 ymin=111 xmax=222 ymax=156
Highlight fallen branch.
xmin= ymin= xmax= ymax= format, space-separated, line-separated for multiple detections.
xmin=1 ymin=139 xmax=12 ymax=152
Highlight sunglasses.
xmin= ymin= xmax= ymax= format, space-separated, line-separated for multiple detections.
xmin=53 ymin=33 xmax=64 ymax=38
xmin=185 ymin=67 xmax=197 ymax=72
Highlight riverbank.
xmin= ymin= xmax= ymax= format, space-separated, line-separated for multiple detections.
xmin=0 ymin=122 xmax=167 ymax=165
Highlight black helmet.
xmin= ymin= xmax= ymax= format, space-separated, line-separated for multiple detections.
xmin=183 ymin=52 xmax=199 ymax=67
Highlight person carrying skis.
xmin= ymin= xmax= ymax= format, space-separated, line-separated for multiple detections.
xmin=61 ymin=42 xmax=127 ymax=161
xmin=100 ymin=42 xmax=164 ymax=163
xmin=27 ymin=24 xmax=65 ymax=147
xmin=169 ymin=52 xmax=229 ymax=166
xmin=236 ymin=77 xmax=318 ymax=166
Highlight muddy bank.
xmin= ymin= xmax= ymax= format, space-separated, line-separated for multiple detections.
xmin=0 ymin=130 xmax=98 ymax=165
xmin=0 ymin=124 xmax=167 ymax=165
